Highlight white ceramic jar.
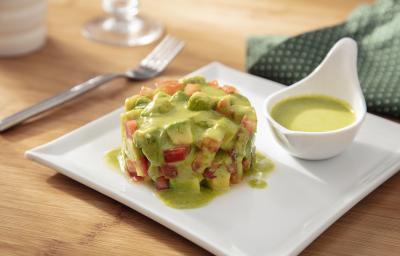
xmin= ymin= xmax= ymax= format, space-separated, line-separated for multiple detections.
xmin=0 ymin=0 xmax=47 ymax=57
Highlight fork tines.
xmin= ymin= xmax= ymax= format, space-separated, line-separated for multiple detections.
xmin=140 ymin=35 xmax=185 ymax=72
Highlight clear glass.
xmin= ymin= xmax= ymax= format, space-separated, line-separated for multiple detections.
xmin=81 ymin=0 xmax=164 ymax=46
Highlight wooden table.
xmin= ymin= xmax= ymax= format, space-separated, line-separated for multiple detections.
xmin=1 ymin=0 xmax=399 ymax=255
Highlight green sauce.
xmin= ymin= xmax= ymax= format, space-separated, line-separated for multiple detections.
xmin=271 ymin=95 xmax=355 ymax=132
xmin=105 ymin=150 xmax=274 ymax=208
xmin=248 ymin=179 xmax=267 ymax=189
xmin=157 ymin=188 xmax=221 ymax=209
xmin=104 ymin=148 xmax=121 ymax=170
xmin=246 ymin=152 xmax=274 ymax=189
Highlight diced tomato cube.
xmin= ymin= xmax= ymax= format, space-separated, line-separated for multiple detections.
xmin=215 ymin=98 xmax=231 ymax=117
xmin=208 ymin=80 xmax=219 ymax=87
xmin=230 ymin=172 xmax=241 ymax=184
xmin=184 ymin=83 xmax=201 ymax=96
xmin=241 ymin=116 xmax=256 ymax=134
xmin=221 ymin=85 xmax=237 ymax=94
xmin=126 ymin=160 xmax=136 ymax=173
xmin=202 ymin=137 xmax=220 ymax=152
xmin=155 ymin=80 xmax=183 ymax=95
xmin=163 ymin=146 xmax=189 ymax=163
xmin=203 ymin=168 xmax=216 ymax=179
xmin=191 ymin=153 xmax=203 ymax=171
xmin=160 ymin=165 xmax=178 ymax=178
xmin=210 ymin=162 xmax=221 ymax=171
xmin=155 ymin=177 xmax=169 ymax=190
xmin=227 ymin=163 xmax=236 ymax=173
xmin=139 ymin=156 xmax=149 ymax=176
xmin=242 ymin=158 xmax=251 ymax=171
xmin=140 ymin=86 xmax=154 ymax=98
xmin=125 ymin=120 xmax=137 ymax=139
xmin=130 ymin=173 xmax=144 ymax=182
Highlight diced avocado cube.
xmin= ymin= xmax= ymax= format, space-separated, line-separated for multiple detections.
xmin=188 ymin=92 xmax=217 ymax=111
xmin=234 ymin=128 xmax=250 ymax=156
xmin=124 ymin=95 xmax=140 ymax=111
xmin=217 ymin=118 xmax=239 ymax=150
xmin=198 ymin=150 xmax=216 ymax=173
xmin=170 ymin=91 xmax=188 ymax=103
xmin=206 ymin=167 xmax=230 ymax=191
xmin=181 ymin=76 xmax=206 ymax=85
xmin=203 ymin=125 xmax=225 ymax=143
xmin=231 ymin=93 xmax=251 ymax=106
xmin=201 ymin=85 xmax=225 ymax=97
xmin=124 ymin=95 xmax=151 ymax=111
xmin=123 ymin=138 xmax=135 ymax=160
xmin=231 ymin=105 xmax=252 ymax=123
xmin=123 ymin=109 xmax=142 ymax=121
xmin=166 ymin=120 xmax=193 ymax=145
xmin=134 ymin=128 xmax=163 ymax=165
xmin=141 ymin=93 xmax=173 ymax=116
xmin=191 ymin=111 xmax=217 ymax=128
xmin=148 ymin=165 xmax=160 ymax=180
xmin=170 ymin=177 xmax=201 ymax=192
xmin=135 ymin=96 xmax=151 ymax=108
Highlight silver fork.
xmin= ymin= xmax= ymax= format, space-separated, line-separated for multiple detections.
xmin=0 ymin=35 xmax=185 ymax=132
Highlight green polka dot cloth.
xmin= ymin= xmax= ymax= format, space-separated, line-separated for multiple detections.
xmin=247 ymin=0 xmax=400 ymax=117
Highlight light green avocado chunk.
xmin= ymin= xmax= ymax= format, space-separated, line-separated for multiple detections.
xmin=124 ymin=95 xmax=140 ymax=111
xmin=141 ymin=92 xmax=172 ymax=116
xmin=166 ymin=120 xmax=194 ymax=145
xmin=133 ymin=128 xmax=163 ymax=165
xmin=206 ymin=166 xmax=231 ymax=191
xmin=181 ymin=76 xmax=206 ymax=85
xmin=203 ymin=125 xmax=225 ymax=143
xmin=170 ymin=90 xmax=188 ymax=103
xmin=124 ymin=95 xmax=151 ymax=111
xmin=135 ymin=96 xmax=151 ymax=109
xmin=188 ymin=92 xmax=217 ymax=111
xmin=217 ymin=118 xmax=240 ymax=150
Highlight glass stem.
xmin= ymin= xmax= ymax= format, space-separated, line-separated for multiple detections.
xmin=102 ymin=0 xmax=139 ymax=21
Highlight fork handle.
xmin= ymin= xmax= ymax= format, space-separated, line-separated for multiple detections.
xmin=0 ymin=73 xmax=121 ymax=132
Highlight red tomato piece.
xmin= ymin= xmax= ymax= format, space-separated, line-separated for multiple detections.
xmin=241 ymin=116 xmax=256 ymax=134
xmin=230 ymin=172 xmax=241 ymax=184
xmin=126 ymin=160 xmax=136 ymax=174
xmin=125 ymin=120 xmax=137 ymax=139
xmin=155 ymin=177 xmax=169 ymax=190
xmin=191 ymin=153 xmax=203 ymax=171
xmin=242 ymin=158 xmax=251 ymax=171
xmin=227 ymin=163 xmax=236 ymax=173
xmin=160 ymin=165 xmax=178 ymax=178
xmin=203 ymin=169 xmax=216 ymax=179
xmin=215 ymin=98 xmax=232 ymax=117
xmin=221 ymin=85 xmax=237 ymax=94
xmin=163 ymin=146 xmax=189 ymax=163
xmin=156 ymin=80 xmax=183 ymax=95
xmin=208 ymin=80 xmax=219 ymax=87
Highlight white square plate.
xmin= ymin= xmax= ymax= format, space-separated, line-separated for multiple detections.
xmin=26 ymin=62 xmax=400 ymax=256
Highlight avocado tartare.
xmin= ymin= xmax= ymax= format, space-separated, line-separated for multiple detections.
xmin=120 ymin=76 xmax=257 ymax=193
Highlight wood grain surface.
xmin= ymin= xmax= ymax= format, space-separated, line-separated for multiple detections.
xmin=1 ymin=0 xmax=399 ymax=255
